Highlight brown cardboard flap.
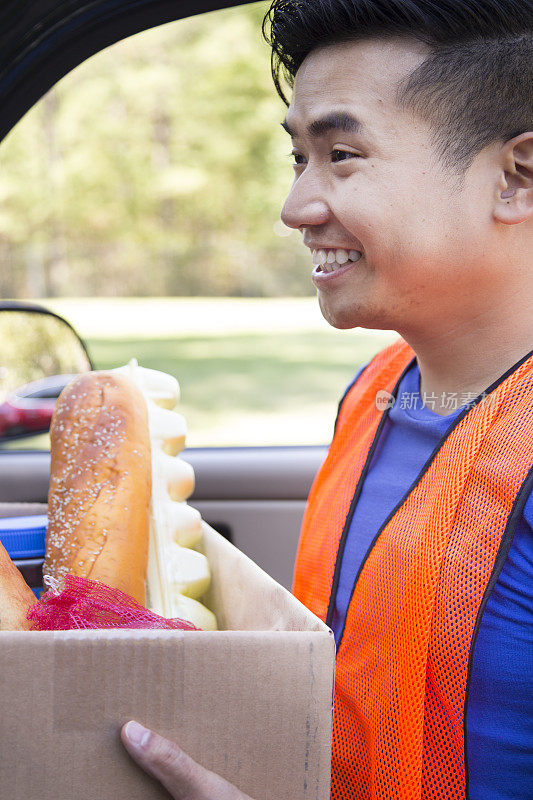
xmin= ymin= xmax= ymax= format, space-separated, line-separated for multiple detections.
xmin=201 ymin=521 xmax=329 ymax=633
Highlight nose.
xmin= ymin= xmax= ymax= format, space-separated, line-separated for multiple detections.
xmin=280 ymin=171 xmax=330 ymax=231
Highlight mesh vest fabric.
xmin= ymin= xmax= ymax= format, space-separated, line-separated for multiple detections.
xmin=293 ymin=338 xmax=533 ymax=800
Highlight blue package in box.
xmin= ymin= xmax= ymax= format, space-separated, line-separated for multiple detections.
xmin=0 ymin=514 xmax=47 ymax=559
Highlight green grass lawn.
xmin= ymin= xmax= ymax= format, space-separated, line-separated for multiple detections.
xmin=5 ymin=299 xmax=398 ymax=448
xmin=87 ymin=328 xmax=397 ymax=446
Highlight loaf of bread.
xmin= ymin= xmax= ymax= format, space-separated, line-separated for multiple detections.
xmin=0 ymin=541 xmax=37 ymax=630
xmin=43 ymin=372 xmax=152 ymax=605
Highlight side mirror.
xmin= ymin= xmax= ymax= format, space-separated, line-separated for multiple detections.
xmin=0 ymin=302 xmax=93 ymax=443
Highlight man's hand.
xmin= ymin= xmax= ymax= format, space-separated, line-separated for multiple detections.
xmin=121 ymin=720 xmax=255 ymax=800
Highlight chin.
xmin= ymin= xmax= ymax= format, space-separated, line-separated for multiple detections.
xmin=318 ymin=297 xmax=375 ymax=331
xmin=324 ymin=315 xmax=359 ymax=330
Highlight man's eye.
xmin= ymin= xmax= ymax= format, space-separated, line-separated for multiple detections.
xmin=288 ymin=150 xmax=359 ymax=167
xmin=290 ymin=152 xmax=306 ymax=166
xmin=331 ymin=149 xmax=359 ymax=162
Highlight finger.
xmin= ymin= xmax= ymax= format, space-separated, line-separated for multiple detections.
xmin=121 ymin=721 xmax=201 ymax=798
xmin=121 ymin=721 xmax=252 ymax=800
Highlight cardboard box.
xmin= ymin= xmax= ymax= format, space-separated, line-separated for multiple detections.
xmin=0 ymin=503 xmax=334 ymax=799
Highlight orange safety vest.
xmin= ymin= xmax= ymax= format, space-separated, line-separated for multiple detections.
xmin=293 ymin=338 xmax=533 ymax=800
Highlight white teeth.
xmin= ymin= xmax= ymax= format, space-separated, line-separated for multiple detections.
xmin=312 ymin=247 xmax=363 ymax=272
xmin=336 ymin=249 xmax=349 ymax=265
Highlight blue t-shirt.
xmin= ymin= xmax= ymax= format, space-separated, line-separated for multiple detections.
xmin=331 ymin=360 xmax=533 ymax=799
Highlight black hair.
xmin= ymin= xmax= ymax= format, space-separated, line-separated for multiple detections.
xmin=262 ymin=0 xmax=533 ymax=172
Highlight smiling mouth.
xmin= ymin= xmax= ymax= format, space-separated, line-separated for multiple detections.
xmin=312 ymin=248 xmax=363 ymax=273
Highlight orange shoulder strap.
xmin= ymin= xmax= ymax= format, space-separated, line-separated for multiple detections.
xmin=292 ymin=337 xmax=414 ymax=617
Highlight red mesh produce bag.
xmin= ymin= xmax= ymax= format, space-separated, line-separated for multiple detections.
xmin=27 ymin=575 xmax=200 ymax=631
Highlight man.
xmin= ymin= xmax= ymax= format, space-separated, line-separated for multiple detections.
xmin=120 ymin=1 xmax=533 ymax=797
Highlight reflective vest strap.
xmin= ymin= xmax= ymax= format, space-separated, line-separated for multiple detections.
xmin=292 ymin=337 xmax=414 ymax=619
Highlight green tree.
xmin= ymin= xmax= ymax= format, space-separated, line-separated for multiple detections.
xmin=0 ymin=2 xmax=310 ymax=299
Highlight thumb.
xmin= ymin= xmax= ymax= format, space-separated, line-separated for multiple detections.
xmin=121 ymin=721 xmax=252 ymax=800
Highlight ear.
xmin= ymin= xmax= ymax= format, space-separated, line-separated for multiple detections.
xmin=494 ymin=133 xmax=533 ymax=225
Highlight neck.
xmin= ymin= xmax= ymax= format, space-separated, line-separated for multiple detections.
xmin=400 ymin=301 xmax=533 ymax=416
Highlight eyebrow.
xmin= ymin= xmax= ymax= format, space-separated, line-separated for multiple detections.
xmin=281 ymin=111 xmax=363 ymax=139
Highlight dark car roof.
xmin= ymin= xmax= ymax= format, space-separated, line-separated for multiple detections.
xmin=0 ymin=0 xmax=250 ymax=143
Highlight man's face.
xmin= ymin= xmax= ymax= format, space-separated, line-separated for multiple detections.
xmin=281 ymin=38 xmax=503 ymax=336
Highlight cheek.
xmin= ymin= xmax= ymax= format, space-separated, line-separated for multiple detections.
xmin=334 ymin=168 xmax=467 ymax=265
xmin=334 ymin=172 xmax=416 ymax=247
xmin=385 ymin=196 xmax=465 ymax=265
